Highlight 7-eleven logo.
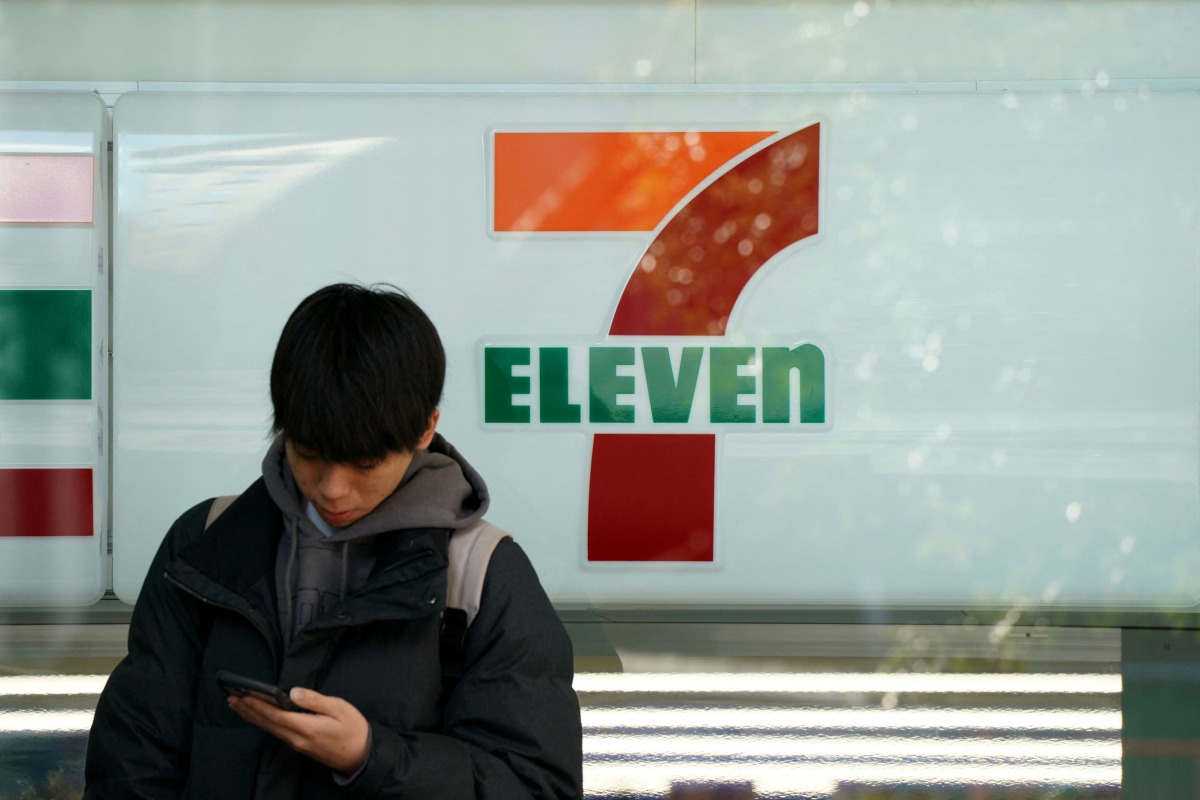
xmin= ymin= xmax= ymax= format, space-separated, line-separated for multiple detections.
xmin=486 ymin=122 xmax=824 ymax=562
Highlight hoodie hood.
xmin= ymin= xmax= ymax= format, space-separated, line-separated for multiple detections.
xmin=262 ymin=432 xmax=489 ymax=643
xmin=262 ymin=432 xmax=489 ymax=540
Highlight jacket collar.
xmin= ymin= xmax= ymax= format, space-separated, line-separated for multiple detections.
xmin=168 ymin=480 xmax=453 ymax=620
xmin=175 ymin=478 xmax=282 ymax=598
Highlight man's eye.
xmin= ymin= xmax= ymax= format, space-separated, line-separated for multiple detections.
xmin=355 ymin=461 xmax=380 ymax=472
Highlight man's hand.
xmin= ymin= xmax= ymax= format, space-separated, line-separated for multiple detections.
xmin=229 ymin=687 xmax=370 ymax=775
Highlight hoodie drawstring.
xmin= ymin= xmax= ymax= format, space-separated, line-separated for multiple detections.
xmin=283 ymin=514 xmax=299 ymax=644
xmin=340 ymin=542 xmax=349 ymax=602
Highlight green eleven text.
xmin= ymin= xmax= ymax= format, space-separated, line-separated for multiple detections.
xmin=484 ymin=344 xmax=824 ymax=425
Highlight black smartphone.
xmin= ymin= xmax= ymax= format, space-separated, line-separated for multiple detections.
xmin=215 ymin=670 xmax=304 ymax=712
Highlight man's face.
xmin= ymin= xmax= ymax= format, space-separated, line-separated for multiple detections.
xmin=285 ymin=442 xmax=413 ymax=528
xmin=284 ymin=411 xmax=439 ymax=528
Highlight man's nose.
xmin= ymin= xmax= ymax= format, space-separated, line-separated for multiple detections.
xmin=317 ymin=464 xmax=353 ymax=499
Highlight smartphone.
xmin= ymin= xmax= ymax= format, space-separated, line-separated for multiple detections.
xmin=215 ymin=670 xmax=304 ymax=712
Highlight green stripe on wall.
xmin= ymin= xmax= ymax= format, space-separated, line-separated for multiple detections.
xmin=0 ymin=290 xmax=90 ymax=400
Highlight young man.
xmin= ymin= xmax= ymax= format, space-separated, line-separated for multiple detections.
xmin=85 ymin=284 xmax=583 ymax=798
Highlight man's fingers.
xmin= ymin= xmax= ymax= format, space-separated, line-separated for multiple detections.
xmin=289 ymin=687 xmax=343 ymax=717
xmin=229 ymin=688 xmax=369 ymax=773
xmin=230 ymin=695 xmax=287 ymax=728
xmin=231 ymin=694 xmax=315 ymax=736
xmin=231 ymin=695 xmax=319 ymax=748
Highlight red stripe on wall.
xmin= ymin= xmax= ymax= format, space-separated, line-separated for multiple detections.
xmin=0 ymin=468 xmax=93 ymax=536
xmin=0 ymin=155 xmax=95 ymax=224
xmin=587 ymin=434 xmax=715 ymax=561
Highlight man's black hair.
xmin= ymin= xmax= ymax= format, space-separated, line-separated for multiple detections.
xmin=270 ymin=283 xmax=445 ymax=462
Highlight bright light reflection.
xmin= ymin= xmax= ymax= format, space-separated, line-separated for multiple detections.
xmin=0 ymin=675 xmax=1121 ymax=799
xmin=584 ymin=761 xmax=1119 ymax=797
xmin=128 ymin=135 xmax=388 ymax=276
xmin=584 ymin=733 xmax=1119 ymax=761
xmin=574 ymin=672 xmax=1120 ymax=695
xmin=0 ymin=711 xmax=95 ymax=733
xmin=583 ymin=706 xmax=1121 ymax=732
xmin=0 ymin=708 xmax=1122 ymax=741
xmin=0 ymin=675 xmax=108 ymax=696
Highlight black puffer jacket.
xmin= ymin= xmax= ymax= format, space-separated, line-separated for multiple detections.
xmin=84 ymin=479 xmax=583 ymax=799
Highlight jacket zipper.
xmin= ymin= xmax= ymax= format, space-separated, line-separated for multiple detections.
xmin=366 ymin=547 xmax=436 ymax=582
xmin=164 ymin=570 xmax=280 ymax=665
xmin=165 ymin=546 xmax=439 ymax=649
xmin=297 ymin=547 xmax=442 ymax=637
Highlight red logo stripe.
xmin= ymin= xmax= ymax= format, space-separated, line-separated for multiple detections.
xmin=587 ymin=433 xmax=715 ymax=561
xmin=0 ymin=468 xmax=93 ymax=537
xmin=610 ymin=124 xmax=821 ymax=337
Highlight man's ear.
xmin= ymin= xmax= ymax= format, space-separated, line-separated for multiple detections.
xmin=417 ymin=409 xmax=440 ymax=451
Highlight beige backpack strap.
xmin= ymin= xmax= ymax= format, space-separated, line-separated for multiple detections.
xmin=446 ymin=519 xmax=511 ymax=627
xmin=205 ymin=494 xmax=240 ymax=530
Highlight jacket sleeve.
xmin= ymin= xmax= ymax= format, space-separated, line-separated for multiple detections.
xmin=344 ymin=540 xmax=583 ymax=799
xmin=84 ymin=502 xmax=211 ymax=800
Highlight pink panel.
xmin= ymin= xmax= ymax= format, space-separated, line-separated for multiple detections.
xmin=0 ymin=155 xmax=94 ymax=224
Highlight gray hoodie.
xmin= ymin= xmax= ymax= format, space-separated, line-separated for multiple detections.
xmin=261 ymin=433 xmax=489 ymax=645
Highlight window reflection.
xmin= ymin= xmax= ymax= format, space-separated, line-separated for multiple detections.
xmin=0 ymin=620 xmax=1132 ymax=798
